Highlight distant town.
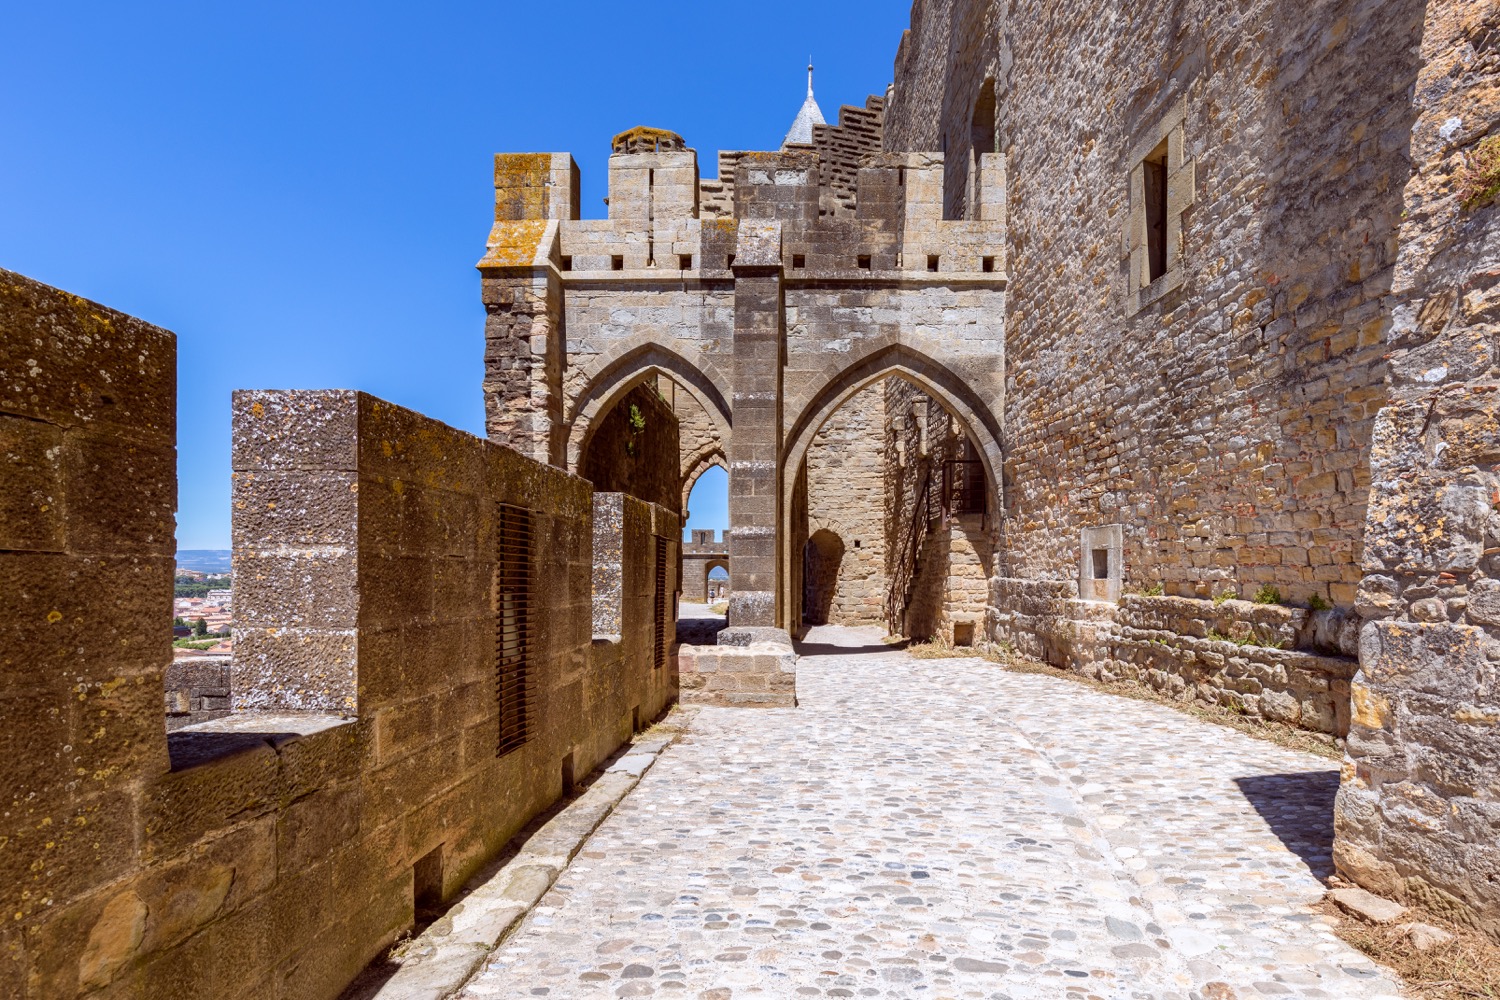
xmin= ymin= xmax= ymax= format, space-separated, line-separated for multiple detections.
xmin=173 ymin=550 xmax=233 ymax=658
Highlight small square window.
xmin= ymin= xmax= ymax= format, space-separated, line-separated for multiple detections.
xmin=611 ymin=256 xmax=624 ymax=271
xmin=927 ymin=255 xmax=940 ymax=273
xmin=1092 ymin=548 xmax=1110 ymax=580
xmin=981 ymin=256 xmax=995 ymax=273
xmin=560 ymin=255 xmax=573 ymax=272
xmin=679 ymin=254 xmax=692 ymax=270
xmin=857 ymin=254 xmax=872 ymax=270
xmin=792 ymin=254 xmax=806 ymax=269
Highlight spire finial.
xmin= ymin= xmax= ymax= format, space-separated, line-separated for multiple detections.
xmin=807 ymin=58 xmax=815 ymax=97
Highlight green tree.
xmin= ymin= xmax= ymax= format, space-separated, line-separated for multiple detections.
xmin=173 ymin=616 xmax=186 ymax=627
xmin=193 ymin=618 xmax=208 ymax=637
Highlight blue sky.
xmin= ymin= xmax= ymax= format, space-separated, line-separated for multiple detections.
xmin=1 ymin=0 xmax=912 ymax=548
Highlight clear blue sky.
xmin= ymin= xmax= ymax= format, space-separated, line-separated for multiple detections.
xmin=1 ymin=0 xmax=911 ymax=548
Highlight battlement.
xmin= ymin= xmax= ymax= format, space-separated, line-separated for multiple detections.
xmin=481 ymin=142 xmax=1007 ymax=282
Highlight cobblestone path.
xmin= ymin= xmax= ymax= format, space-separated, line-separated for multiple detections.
xmin=461 ymin=626 xmax=1402 ymax=1000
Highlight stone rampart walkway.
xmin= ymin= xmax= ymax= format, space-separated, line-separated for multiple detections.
xmin=460 ymin=626 xmax=1401 ymax=1000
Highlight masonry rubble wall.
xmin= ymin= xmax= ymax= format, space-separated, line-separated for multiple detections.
xmin=0 ymin=272 xmax=678 ymax=999
xmin=1331 ymin=0 xmax=1500 ymax=938
xmin=888 ymin=0 xmax=1412 ymax=613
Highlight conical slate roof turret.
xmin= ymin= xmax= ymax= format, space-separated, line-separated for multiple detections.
xmin=781 ymin=61 xmax=826 ymax=148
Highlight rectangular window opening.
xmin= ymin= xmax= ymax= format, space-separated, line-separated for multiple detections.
xmin=413 ymin=844 xmax=444 ymax=922
xmin=560 ymin=255 xmax=573 ymax=272
xmin=857 ymin=254 xmax=872 ymax=270
xmin=927 ymin=255 xmax=940 ymax=273
xmin=653 ymin=536 xmax=669 ymax=670
xmin=561 ymin=751 xmax=576 ymax=795
xmin=897 ymin=166 xmax=906 ymax=187
xmin=982 ymin=256 xmax=995 ymax=273
xmin=1092 ymin=548 xmax=1110 ymax=581
xmin=679 ymin=254 xmax=692 ymax=270
xmin=953 ymin=621 xmax=976 ymax=647
xmin=611 ymin=255 xmax=624 ymax=271
xmin=792 ymin=254 xmax=806 ymax=269
xmin=496 ymin=503 xmax=535 ymax=757
xmin=1143 ymin=140 xmax=1169 ymax=283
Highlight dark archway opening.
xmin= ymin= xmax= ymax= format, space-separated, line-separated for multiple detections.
xmin=802 ymin=529 xmax=846 ymax=626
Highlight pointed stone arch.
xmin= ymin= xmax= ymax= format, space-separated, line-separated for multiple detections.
xmin=778 ymin=345 xmax=1004 ymax=629
xmin=566 ymin=342 xmax=732 ymax=472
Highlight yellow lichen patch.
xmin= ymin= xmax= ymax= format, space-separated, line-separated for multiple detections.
xmin=251 ymin=401 xmax=265 ymax=418
xmin=1352 ymin=683 xmax=1392 ymax=729
xmin=46 ymin=610 xmax=62 ymax=624
xmin=1454 ymin=704 xmax=1500 ymax=725
xmin=479 ymin=220 xmax=551 ymax=268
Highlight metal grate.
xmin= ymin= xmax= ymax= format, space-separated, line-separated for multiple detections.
xmin=653 ymin=536 xmax=669 ymax=670
xmin=495 ymin=503 xmax=535 ymax=757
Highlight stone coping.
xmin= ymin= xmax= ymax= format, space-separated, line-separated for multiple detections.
xmin=165 ymin=711 xmax=352 ymax=771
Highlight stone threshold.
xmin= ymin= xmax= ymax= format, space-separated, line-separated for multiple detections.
xmin=340 ymin=725 xmax=686 ymax=1000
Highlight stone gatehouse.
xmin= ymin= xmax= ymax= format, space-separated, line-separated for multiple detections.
xmin=3 ymin=0 xmax=1500 ymax=997
xmin=481 ymin=0 xmax=1500 ymax=942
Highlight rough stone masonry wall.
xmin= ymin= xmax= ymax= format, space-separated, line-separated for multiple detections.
xmin=888 ymin=0 xmax=1417 ymax=611
xmin=803 ymin=381 xmax=887 ymax=626
xmin=0 ymin=281 xmax=678 ymax=1000
xmin=1333 ymin=0 xmax=1500 ymax=938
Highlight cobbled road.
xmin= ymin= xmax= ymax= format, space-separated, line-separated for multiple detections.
xmin=460 ymin=625 xmax=1402 ymax=1000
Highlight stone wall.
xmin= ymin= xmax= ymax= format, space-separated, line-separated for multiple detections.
xmin=0 ymin=269 xmax=177 ymax=1000
xmin=884 ymin=377 xmax=994 ymax=641
xmin=164 ymin=657 xmax=231 ymax=730
xmin=0 ymin=271 xmax=678 ymax=1000
xmin=580 ymin=382 xmax=681 ymax=515
xmin=1333 ymin=0 xmax=1500 ymax=938
xmin=803 ymin=382 xmax=887 ymax=625
xmin=887 ymin=0 xmax=1416 ymax=610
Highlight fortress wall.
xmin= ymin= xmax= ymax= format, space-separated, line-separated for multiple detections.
xmin=0 ymin=272 xmax=677 ymax=999
xmin=1332 ymin=0 xmax=1500 ymax=939
xmin=888 ymin=0 xmax=1417 ymax=609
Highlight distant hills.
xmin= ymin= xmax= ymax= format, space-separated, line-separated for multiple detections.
xmin=176 ymin=550 xmax=232 ymax=574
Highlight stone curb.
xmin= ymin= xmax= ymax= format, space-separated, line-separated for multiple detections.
xmin=355 ymin=733 xmax=680 ymax=1000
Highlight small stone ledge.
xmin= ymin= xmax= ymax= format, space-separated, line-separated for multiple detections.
xmin=166 ymin=711 xmax=352 ymax=771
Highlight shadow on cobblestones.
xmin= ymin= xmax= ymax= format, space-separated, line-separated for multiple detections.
xmin=1234 ymin=770 xmax=1341 ymax=881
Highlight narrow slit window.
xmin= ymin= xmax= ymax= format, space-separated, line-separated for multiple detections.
xmin=1143 ymin=140 xmax=1169 ymax=283
xmin=982 ymin=256 xmax=995 ymax=273
xmin=495 ymin=503 xmax=535 ymax=756
xmin=726 ymin=254 xmax=735 ymax=268
xmin=1092 ymin=548 xmax=1110 ymax=581
xmin=792 ymin=254 xmax=806 ymax=269
xmin=679 ymin=254 xmax=692 ymax=270
xmin=560 ymin=255 xmax=573 ymax=272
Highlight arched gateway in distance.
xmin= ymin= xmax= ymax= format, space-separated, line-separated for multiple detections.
xmin=478 ymin=108 xmax=1006 ymax=639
